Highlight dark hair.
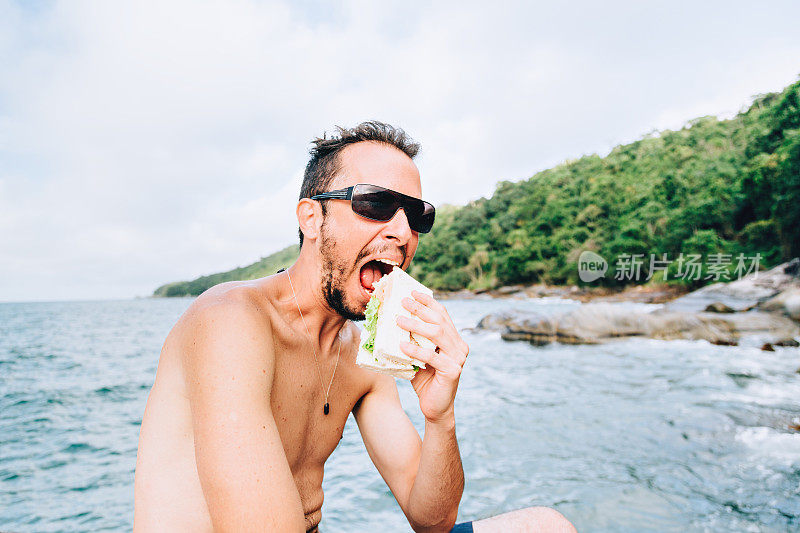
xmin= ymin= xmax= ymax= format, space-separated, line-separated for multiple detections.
xmin=297 ymin=120 xmax=420 ymax=247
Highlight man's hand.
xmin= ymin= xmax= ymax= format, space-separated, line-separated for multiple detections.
xmin=396 ymin=290 xmax=470 ymax=424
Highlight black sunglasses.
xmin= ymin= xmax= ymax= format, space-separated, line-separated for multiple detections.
xmin=310 ymin=183 xmax=435 ymax=233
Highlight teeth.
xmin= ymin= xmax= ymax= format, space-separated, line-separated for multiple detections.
xmin=375 ymin=258 xmax=400 ymax=267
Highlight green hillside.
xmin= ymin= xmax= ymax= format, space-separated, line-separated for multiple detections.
xmin=152 ymin=245 xmax=299 ymax=297
xmin=410 ymin=77 xmax=800 ymax=291
xmin=155 ymin=77 xmax=799 ymax=296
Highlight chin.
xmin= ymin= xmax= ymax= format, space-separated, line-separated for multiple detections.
xmin=326 ymin=284 xmax=367 ymax=322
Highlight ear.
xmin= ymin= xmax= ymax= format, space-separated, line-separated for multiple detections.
xmin=297 ymin=198 xmax=324 ymax=242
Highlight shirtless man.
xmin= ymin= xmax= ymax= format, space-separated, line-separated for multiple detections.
xmin=133 ymin=121 xmax=576 ymax=532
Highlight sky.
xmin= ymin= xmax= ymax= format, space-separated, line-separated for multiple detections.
xmin=1 ymin=0 xmax=799 ymax=302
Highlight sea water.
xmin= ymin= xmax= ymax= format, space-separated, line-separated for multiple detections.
xmin=1 ymin=296 xmax=798 ymax=531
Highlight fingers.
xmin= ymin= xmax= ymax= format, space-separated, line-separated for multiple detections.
xmin=398 ymin=292 xmax=470 ymax=367
xmin=401 ymin=292 xmax=456 ymax=340
xmin=399 ymin=341 xmax=461 ymax=377
xmin=401 ymin=296 xmax=438 ymax=324
xmin=396 ymin=314 xmax=439 ymax=341
xmin=410 ymin=290 xmax=450 ymax=318
xmin=452 ymin=342 xmax=468 ymax=367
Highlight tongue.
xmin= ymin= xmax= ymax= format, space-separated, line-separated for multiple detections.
xmin=360 ymin=262 xmax=381 ymax=291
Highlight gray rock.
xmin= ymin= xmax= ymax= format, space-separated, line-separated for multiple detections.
xmin=666 ymin=258 xmax=800 ymax=313
xmin=704 ymin=302 xmax=736 ymax=313
xmin=476 ymin=312 xmax=515 ymax=330
xmin=758 ymin=288 xmax=800 ymax=321
xmin=491 ymin=285 xmax=526 ymax=297
xmin=774 ymin=338 xmax=800 ymax=347
xmin=477 ymin=303 xmax=800 ymax=346
xmin=784 ymin=257 xmax=800 ymax=277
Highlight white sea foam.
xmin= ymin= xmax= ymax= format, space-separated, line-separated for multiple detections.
xmin=736 ymin=426 xmax=800 ymax=464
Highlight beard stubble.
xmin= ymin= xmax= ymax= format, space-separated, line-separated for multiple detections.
xmin=319 ymin=223 xmax=369 ymax=322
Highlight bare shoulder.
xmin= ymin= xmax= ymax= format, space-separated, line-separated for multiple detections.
xmin=177 ymin=281 xmax=274 ymax=336
xmin=174 ymin=281 xmax=277 ymax=381
xmin=187 ymin=280 xmax=273 ymax=318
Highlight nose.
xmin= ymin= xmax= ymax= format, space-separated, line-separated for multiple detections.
xmin=382 ymin=207 xmax=413 ymax=245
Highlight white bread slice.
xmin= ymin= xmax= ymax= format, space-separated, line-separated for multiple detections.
xmin=372 ymin=266 xmax=435 ymax=367
xmin=355 ymin=343 xmax=417 ymax=380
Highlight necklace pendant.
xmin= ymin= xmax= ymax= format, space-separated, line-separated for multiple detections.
xmin=323 ymin=402 xmax=330 ymax=415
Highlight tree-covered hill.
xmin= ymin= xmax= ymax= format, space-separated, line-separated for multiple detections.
xmin=154 ymin=77 xmax=799 ymax=296
xmin=152 ymin=245 xmax=299 ymax=297
xmin=410 ymin=77 xmax=800 ymax=291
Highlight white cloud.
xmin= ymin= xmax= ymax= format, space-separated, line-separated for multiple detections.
xmin=1 ymin=0 xmax=799 ymax=301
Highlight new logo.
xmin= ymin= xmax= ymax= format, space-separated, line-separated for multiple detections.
xmin=578 ymin=251 xmax=607 ymax=282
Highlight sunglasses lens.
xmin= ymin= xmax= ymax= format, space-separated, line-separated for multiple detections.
xmin=417 ymin=203 xmax=435 ymax=233
xmin=351 ymin=185 xmax=399 ymax=221
xmin=351 ymin=184 xmax=436 ymax=233
xmin=403 ymin=199 xmax=435 ymax=233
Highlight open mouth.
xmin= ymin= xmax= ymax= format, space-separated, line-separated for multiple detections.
xmin=359 ymin=258 xmax=399 ymax=294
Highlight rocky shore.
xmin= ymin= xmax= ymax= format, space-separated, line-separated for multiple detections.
xmin=436 ymin=281 xmax=688 ymax=304
xmin=467 ymin=259 xmax=800 ymax=347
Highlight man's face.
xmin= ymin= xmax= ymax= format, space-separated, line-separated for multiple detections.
xmin=316 ymin=141 xmax=423 ymax=320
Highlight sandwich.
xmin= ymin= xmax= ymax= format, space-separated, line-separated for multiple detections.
xmin=356 ymin=265 xmax=437 ymax=379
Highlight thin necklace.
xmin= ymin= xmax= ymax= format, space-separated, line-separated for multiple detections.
xmin=282 ymin=268 xmax=342 ymax=416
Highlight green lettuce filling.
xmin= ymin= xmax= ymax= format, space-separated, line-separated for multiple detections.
xmin=362 ymin=293 xmax=381 ymax=353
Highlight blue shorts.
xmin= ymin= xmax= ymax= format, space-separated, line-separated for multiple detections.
xmin=450 ymin=522 xmax=473 ymax=532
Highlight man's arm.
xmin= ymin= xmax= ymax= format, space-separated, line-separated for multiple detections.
xmin=354 ymin=289 xmax=470 ymax=531
xmin=182 ymin=301 xmax=306 ymax=532
xmin=353 ymin=375 xmax=463 ymax=533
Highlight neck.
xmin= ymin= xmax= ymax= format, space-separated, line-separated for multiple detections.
xmin=281 ymin=251 xmax=349 ymax=357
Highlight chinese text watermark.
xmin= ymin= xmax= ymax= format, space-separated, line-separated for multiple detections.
xmin=578 ymin=252 xmax=761 ymax=282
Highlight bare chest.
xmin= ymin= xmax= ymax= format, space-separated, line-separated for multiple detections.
xmin=269 ymin=353 xmax=362 ymax=471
